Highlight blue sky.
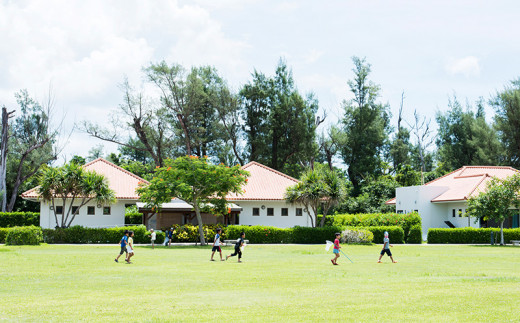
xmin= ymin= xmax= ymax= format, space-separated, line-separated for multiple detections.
xmin=1 ymin=0 xmax=519 ymax=162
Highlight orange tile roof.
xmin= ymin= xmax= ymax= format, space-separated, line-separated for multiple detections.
xmin=227 ymin=161 xmax=299 ymax=201
xmin=21 ymin=158 xmax=149 ymax=200
xmin=386 ymin=166 xmax=519 ymax=205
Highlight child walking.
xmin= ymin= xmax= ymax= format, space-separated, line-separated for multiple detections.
xmin=226 ymin=232 xmax=245 ymax=262
xmin=331 ymin=232 xmax=341 ymax=265
xmin=378 ymin=231 xmax=397 ymax=263
xmin=126 ymin=231 xmax=135 ymax=263
xmin=210 ymin=228 xmax=224 ymax=261
xmin=114 ymin=230 xmax=129 ymax=263
xmin=149 ymin=229 xmax=156 ymax=249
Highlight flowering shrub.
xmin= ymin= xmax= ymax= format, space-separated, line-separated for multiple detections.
xmin=341 ymin=228 xmax=373 ymax=244
xmin=333 ymin=212 xmax=420 ymax=243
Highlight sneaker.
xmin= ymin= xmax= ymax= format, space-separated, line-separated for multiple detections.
xmin=331 ymin=259 xmax=335 ymax=265
xmin=393 ymin=261 xmax=398 ymax=263
xmin=377 ymin=260 xmax=382 ymax=263
xmin=210 ymin=259 xmax=215 ymax=261
xmin=333 ymin=263 xmax=338 ymax=265
xmin=114 ymin=259 xmax=118 ymax=263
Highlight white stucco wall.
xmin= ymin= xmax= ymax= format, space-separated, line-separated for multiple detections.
xmin=39 ymin=199 xmax=136 ymax=228
xmin=233 ymin=200 xmax=311 ymax=228
xmin=395 ymin=186 xmax=480 ymax=240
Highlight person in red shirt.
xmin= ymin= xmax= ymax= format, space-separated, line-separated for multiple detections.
xmin=331 ymin=232 xmax=341 ymax=265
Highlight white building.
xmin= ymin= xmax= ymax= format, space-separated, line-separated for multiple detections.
xmin=139 ymin=161 xmax=311 ymax=229
xmin=22 ymin=158 xmax=148 ymax=228
xmin=386 ymin=166 xmax=520 ymax=239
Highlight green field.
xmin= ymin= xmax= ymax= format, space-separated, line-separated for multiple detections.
xmin=0 ymin=243 xmax=519 ymax=322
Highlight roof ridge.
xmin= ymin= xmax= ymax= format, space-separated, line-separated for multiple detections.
xmin=424 ymin=167 xmax=464 ymax=186
xmin=466 ymin=174 xmax=489 ymax=199
xmin=84 ymin=158 xmax=150 ymax=184
xmin=241 ymin=161 xmax=299 ymax=182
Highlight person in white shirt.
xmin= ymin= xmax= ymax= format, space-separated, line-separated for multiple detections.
xmin=149 ymin=229 xmax=156 ymax=249
xmin=210 ymin=228 xmax=224 ymax=261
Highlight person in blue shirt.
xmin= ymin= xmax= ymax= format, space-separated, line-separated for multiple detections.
xmin=114 ymin=230 xmax=129 ymax=263
xmin=210 ymin=228 xmax=224 ymax=261
xmin=378 ymin=231 xmax=397 ymax=263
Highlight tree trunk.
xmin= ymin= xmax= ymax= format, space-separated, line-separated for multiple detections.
xmin=193 ymin=200 xmax=206 ymax=245
xmin=0 ymin=107 xmax=14 ymax=212
xmin=500 ymin=220 xmax=505 ymax=246
xmin=320 ymin=204 xmax=331 ymax=227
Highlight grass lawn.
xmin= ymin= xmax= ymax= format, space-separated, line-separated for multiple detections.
xmin=0 ymin=243 xmax=519 ymax=322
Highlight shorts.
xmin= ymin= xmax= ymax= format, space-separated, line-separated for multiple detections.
xmin=127 ymin=246 xmax=134 ymax=253
xmin=333 ymin=249 xmax=339 ymax=254
xmin=212 ymin=246 xmax=221 ymax=252
xmin=119 ymin=246 xmax=126 ymax=255
xmin=380 ymin=249 xmax=392 ymax=256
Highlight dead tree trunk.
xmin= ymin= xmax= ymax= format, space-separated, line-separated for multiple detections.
xmin=0 ymin=107 xmax=15 ymax=212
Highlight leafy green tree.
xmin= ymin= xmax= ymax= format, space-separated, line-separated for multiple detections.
xmin=492 ymin=79 xmax=520 ymax=166
xmin=2 ymin=90 xmax=61 ymax=212
xmin=337 ymin=175 xmax=398 ymax=214
xmin=467 ymin=173 xmax=520 ymax=245
xmin=437 ymin=96 xmax=502 ymax=170
xmin=395 ymin=164 xmax=421 ymax=186
xmin=285 ymin=165 xmax=347 ymax=227
xmin=37 ymin=162 xmax=116 ymax=228
xmin=390 ymin=127 xmax=412 ymax=172
xmin=240 ymin=59 xmax=319 ymax=177
xmin=137 ymin=156 xmax=249 ymax=244
xmin=339 ymin=57 xmax=390 ymax=194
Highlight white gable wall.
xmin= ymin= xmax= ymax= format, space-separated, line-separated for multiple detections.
xmin=395 ymin=186 xmax=480 ymax=240
xmin=39 ymin=199 xmax=134 ymax=228
xmin=234 ymin=200 xmax=311 ymax=228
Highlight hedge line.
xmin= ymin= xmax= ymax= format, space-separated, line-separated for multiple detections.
xmin=6 ymin=226 xmax=42 ymax=245
xmin=0 ymin=212 xmax=39 ymax=227
xmin=332 ymin=212 xmax=421 ymax=243
xmin=427 ymin=228 xmax=520 ymax=244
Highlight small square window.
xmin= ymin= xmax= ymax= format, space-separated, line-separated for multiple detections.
xmin=296 ymin=208 xmax=303 ymax=216
xmin=55 ymin=206 xmax=63 ymax=215
xmin=281 ymin=208 xmax=288 ymax=216
xmin=252 ymin=208 xmax=260 ymax=216
xmin=267 ymin=208 xmax=274 ymax=216
xmin=103 ymin=207 xmax=111 ymax=215
xmin=72 ymin=206 xmax=79 ymax=215
xmin=87 ymin=206 xmax=95 ymax=215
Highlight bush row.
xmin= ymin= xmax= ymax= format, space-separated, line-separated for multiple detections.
xmin=125 ymin=213 xmax=143 ymax=225
xmin=427 ymin=228 xmax=520 ymax=244
xmin=332 ymin=212 xmax=421 ymax=243
xmin=5 ymin=226 xmax=43 ymax=245
xmin=341 ymin=228 xmax=373 ymax=244
xmin=42 ymin=225 xmax=156 ymax=244
xmin=0 ymin=212 xmax=39 ymax=227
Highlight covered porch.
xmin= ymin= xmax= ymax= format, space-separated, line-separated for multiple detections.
xmin=136 ymin=200 xmax=242 ymax=230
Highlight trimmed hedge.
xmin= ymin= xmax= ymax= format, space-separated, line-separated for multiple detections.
xmin=0 ymin=212 xmax=39 ymax=227
xmin=226 ymin=225 xmax=291 ymax=244
xmin=43 ymin=225 xmax=154 ymax=244
xmin=6 ymin=226 xmax=43 ymax=245
xmin=125 ymin=212 xmax=143 ymax=225
xmin=290 ymin=226 xmax=344 ymax=244
xmin=333 ymin=212 xmax=421 ymax=243
xmin=0 ymin=228 xmax=9 ymax=243
xmin=362 ymin=226 xmax=404 ymax=244
xmin=408 ymin=225 xmax=423 ymax=244
xmin=427 ymin=228 xmax=520 ymax=244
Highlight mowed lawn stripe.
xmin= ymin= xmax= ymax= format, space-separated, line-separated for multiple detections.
xmin=0 ymin=244 xmax=519 ymax=322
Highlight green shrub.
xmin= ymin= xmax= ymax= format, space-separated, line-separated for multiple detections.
xmin=363 ymin=226 xmax=404 ymax=244
xmin=427 ymin=228 xmax=520 ymax=244
xmin=341 ymin=228 xmax=373 ymax=244
xmin=125 ymin=213 xmax=143 ymax=225
xmin=407 ymin=224 xmax=423 ymax=244
xmin=316 ymin=215 xmax=335 ymax=227
xmin=290 ymin=226 xmax=343 ymax=244
xmin=6 ymin=226 xmax=43 ymax=245
xmin=226 ymin=225 xmax=290 ymax=244
xmin=0 ymin=212 xmax=39 ymax=227
xmin=0 ymin=228 xmax=9 ymax=243
xmin=333 ymin=212 xmax=420 ymax=243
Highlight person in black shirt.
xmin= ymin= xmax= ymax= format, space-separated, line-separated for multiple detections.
xmin=226 ymin=232 xmax=245 ymax=262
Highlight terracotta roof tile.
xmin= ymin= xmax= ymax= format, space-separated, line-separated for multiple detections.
xmin=227 ymin=161 xmax=299 ymax=201
xmin=21 ymin=158 xmax=149 ymax=200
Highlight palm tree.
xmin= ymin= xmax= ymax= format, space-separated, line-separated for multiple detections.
xmin=285 ymin=165 xmax=346 ymax=227
xmin=38 ymin=162 xmax=116 ymax=228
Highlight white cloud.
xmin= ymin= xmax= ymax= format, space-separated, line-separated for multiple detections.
xmin=445 ymin=56 xmax=481 ymax=77
xmin=303 ymin=49 xmax=324 ymax=64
